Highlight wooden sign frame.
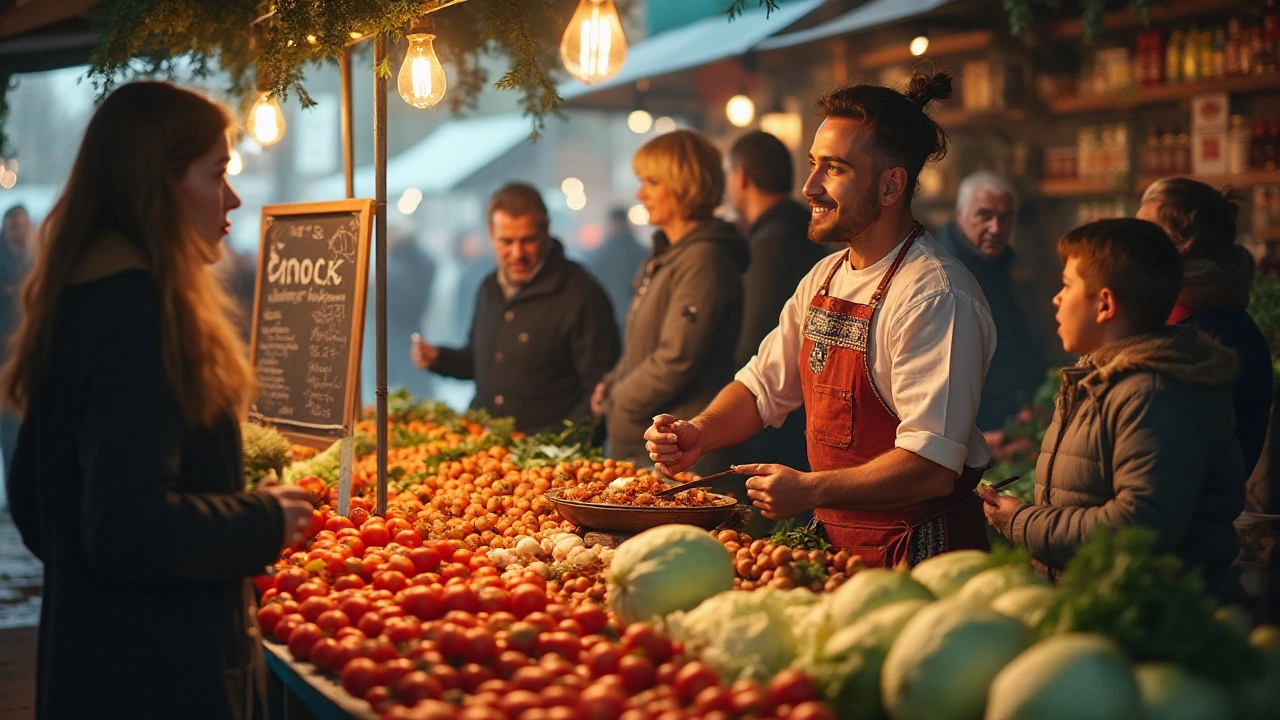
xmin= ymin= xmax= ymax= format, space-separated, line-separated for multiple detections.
xmin=247 ymin=199 xmax=374 ymax=448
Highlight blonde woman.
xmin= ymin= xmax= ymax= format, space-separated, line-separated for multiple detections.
xmin=2 ymin=82 xmax=312 ymax=720
xmin=593 ymin=130 xmax=749 ymax=469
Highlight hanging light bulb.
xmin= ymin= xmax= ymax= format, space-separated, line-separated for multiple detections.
xmin=910 ymin=35 xmax=930 ymax=57
xmin=726 ymin=94 xmax=755 ymax=127
xmin=248 ymin=91 xmax=286 ymax=147
xmin=560 ymin=0 xmax=628 ymax=85
xmin=398 ymin=17 xmax=448 ymax=109
xmin=226 ymin=148 xmax=244 ymax=176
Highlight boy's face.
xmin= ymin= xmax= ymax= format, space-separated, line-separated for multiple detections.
xmin=1053 ymin=256 xmax=1105 ymax=355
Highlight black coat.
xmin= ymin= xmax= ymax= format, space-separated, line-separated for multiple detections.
xmin=735 ymin=199 xmax=832 ymax=471
xmin=435 ymin=240 xmax=620 ymax=433
xmin=936 ymin=221 xmax=1048 ymax=431
xmin=7 ymin=270 xmax=286 ymax=720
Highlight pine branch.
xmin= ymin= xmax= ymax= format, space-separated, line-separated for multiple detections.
xmin=727 ymin=0 xmax=781 ymax=20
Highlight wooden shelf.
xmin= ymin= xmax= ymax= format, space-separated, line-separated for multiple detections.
xmin=1050 ymin=0 xmax=1238 ymax=41
xmin=856 ymin=30 xmax=994 ymax=69
xmin=1046 ymin=73 xmax=1280 ymax=115
xmin=1039 ymin=177 xmax=1130 ymax=197
xmin=933 ymin=108 xmax=1027 ymax=129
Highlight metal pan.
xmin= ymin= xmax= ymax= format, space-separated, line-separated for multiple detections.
xmin=545 ymin=488 xmax=738 ymax=533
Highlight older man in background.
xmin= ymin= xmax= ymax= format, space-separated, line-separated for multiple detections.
xmin=934 ymin=171 xmax=1047 ymax=432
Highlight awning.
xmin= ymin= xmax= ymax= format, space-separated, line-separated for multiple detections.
xmin=0 ymin=0 xmax=98 ymax=74
xmin=755 ymin=0 xmax=953 ymax=51
xmin=559 ymin=0 xmax=828 ymax=100
xmin=309 ymin=112 xmax=532 ymax=200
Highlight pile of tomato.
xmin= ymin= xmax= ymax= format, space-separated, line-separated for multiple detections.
xmin=254 ymin=414 xmax=837 ymax=720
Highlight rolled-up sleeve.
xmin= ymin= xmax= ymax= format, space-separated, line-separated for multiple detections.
xmin=887 ymin=289 xmax=995 ymax=473
xmin=734 ymin=282 xmax=808 ymax=428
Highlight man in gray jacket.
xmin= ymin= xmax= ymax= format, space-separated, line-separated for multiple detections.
xmin=411 ymin=183 xmax=620 ymax=433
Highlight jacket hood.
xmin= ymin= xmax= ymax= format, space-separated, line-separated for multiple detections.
xmin=651 ymin=218 xmax=750 ymax=272
xmin=1171 ymin=245 xmax=1256 ymax=321
xmin=1077 ymin=325 xmax=1240 ymax=395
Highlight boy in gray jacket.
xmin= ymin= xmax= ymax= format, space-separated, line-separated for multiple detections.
xmin=984 ymin=218 xmax=1245 ymax=603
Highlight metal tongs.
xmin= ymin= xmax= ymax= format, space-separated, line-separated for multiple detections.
xmin=655 ymin=467 xmax=740 ymax=498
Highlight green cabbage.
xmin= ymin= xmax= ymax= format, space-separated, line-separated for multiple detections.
xmin=990 ymin=585 xmax=1058 ymax=629
xmin=667 ymin=587 xmax=814 ymax=682
xmin=605 ymin=524 xmax=733 ymax=625
xmin=986 ymin=633 xmax=1141 ymax=720
xmin=955 ymin=564 xmax=1048 ymax=606
xmin=1134 ymin=663 xmax=1232 ymax=720
xmin=910 ymin=550 xmax=990 ymax=598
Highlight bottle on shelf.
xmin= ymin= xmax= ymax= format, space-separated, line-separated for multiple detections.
xmin=1212 ymin=26 xmax=1227 ymax=78
xmin=1230 ymin=115 xmax=1253 ymax=176
xmin=1183 ymin=25 xmax=1201 ymax=82
xmin=1143 ymin=126 xmax=1161 ymax=175
xmin=1175 ymin=131 xmax=1192 ymax=175
xmin=1227 ymin=19 xmax=1243 ymax=75
xmin=1252 ymin=117 xmax=1271 ymax=170
xmin=1167 ymin=28 xmax=1184 ymax=83
xmin=1160 ymin=128 xmax=1178 ymax=176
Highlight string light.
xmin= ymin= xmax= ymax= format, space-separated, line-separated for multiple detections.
xmin=910 ymin=35 xmax=930 ymax=56
xmin=567 ymin=193 xmax=587 ymax=211
xmin=627 ymin=204 xmax=649 ymax=225
xmin=397 ymin=188 xmax=424 ymax=215
xmin=560 ymin=0 xmax=628 ymax=85
xmin=627 ymin=109 xmax=653 ymax=134
xmin=561 ymin=177 xmax=585 ymax=196
xmin=227 ymin=148 xmax=244 ymax=176
xmin=726 ymin=95 xmax=755 ymax=127
xmin=397 ymin=17 xmax=448 ymax=109
xmin=248 ymin=91 xmax=286 ymax=146
xmin=653 ymin=116 xmax=677 ymax=134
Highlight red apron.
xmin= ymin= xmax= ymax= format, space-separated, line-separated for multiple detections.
xmin=800 ymin=224 xmax=989 ymax=568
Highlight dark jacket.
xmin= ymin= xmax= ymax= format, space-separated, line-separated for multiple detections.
xmin=1002 ymin=326 xmax=1245 ymax=603
xmin=605 ymin=218 xmax=750 ymax=464
xmin=936 ymin=221 xmax=1047 ymax=431
xmin=585 ymin=229 xmax=649 ymax=332
xmin=7 ymin=270 xmax=286 ymax=720
xmin=735 ymin=199 xmax=831 ymax=471
xmin=434 ymin=239 xmax=620 ymax=433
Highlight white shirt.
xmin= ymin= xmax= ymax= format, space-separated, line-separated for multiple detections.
xmin=735 ymin=231 xmax=996 ymax=474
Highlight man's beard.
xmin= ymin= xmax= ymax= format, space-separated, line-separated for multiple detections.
xmin=808 ymin=183 xmax=882 ymax=246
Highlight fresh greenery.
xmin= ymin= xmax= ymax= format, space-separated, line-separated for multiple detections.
xmin=769 ymin=519 xmax=831 ymax=551
xmin=509 ymin=419 xmax=603 ymax=468
xmin=1247 ymin=274 xmax=1280 ymax=383
xmin=241 ymin=420 xmax=293 ymax=487
xmin=1036 ymin=525 xmax=1260 ymax=684
xmin=285 ymin=431 xmax=376 ymax=484
xmin=1001 ymin=0 xmax=1159 ymax=39
xmin=981 ymin=368 xmax=1062 ymax=502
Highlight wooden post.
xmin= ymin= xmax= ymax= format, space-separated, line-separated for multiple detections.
xmin=340 ymin=50 xmax=355 ymax=200
xmin=374 ymin=35 xmax=389 ymax=516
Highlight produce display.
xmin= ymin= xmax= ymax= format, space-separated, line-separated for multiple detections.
xmin=249 ymin=393 xmax=1280 ymax=720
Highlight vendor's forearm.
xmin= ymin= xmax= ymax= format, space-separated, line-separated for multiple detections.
xmin=810 ymin=448 xmax=956 ymax=511
xmin=691 ymin=381 xmax=767 ymax=454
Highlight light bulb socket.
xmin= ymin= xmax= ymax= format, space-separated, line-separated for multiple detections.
xmin=409 ymin=15 xmax=436 ymax=36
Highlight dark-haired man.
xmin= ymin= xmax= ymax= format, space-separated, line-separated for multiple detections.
xmin=411 ymin=183 xmax=620 ymax=433
xmin=728 ymin=131 xmax=831 ymax=472
xmin=645 ymin=78 xmax=996 ymax=566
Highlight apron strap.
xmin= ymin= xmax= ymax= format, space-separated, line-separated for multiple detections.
xmin=869 ymin=222 xmax=925 ymax=309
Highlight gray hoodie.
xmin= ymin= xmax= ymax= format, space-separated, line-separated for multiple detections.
xmin=604 ymin=218 xmax=750 ymax=465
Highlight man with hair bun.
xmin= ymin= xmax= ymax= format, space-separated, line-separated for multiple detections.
xmin=935 ymin=170 xmax=1047 ymax=432
xmin=645 ymin=73 xmax=996 ymax=566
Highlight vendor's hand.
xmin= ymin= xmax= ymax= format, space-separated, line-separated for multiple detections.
xmin=739 ymin=463 xmax=818 ymax=521
xmin=644 ymin=414 xmax=703 ymax=476
xmin=410 ymin=334 xmax=439 ymax=370
xmin=590 ymin=382 xmax=607 ymax=417
xmin=982 ymin=489 xmax=1022 ymax=535
xmin=263 ymin=485 xmax=315 ymax=548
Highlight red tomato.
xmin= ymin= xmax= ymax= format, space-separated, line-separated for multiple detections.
xmin=257 ymin=603 xmax=285 ymax=635
xmin=495 ymin=650 xmax=531 ymax=678
xmin=408 ymin=546 xmax=443 ymax=574
xmin=442 ymin=584 xmax=478 ymax=614
xmin=577 ymin=684 xmax=626 ymax=720
xmin=275 ymin=567 xmax=310 ymax=597
xmin=287 ymin=622 xmax=324 ymax=661
xmin=294 ymin=582 xmax=329 ymax=602
xmin=460 ymin=626 xmax=498 ymax=664
xmin=338 ymin=595 xmax=371 ymax=620
xmin=512 ymin=664 xmax=554 ymax=692
xmin=510 ymin=584 xmax=548 ymax=618
xmin=557 ymin=618 xmax=584 ymax=636
xmin=363 ymin=684 xmax=392 ymax=713
xmin=537 ymin=631 xmax=582 ymax=662
xmin=506 ymin=621 xmax=539 ymax=655
xmin=400 ymin=585 xmax=445 ymax=620
xmin=584 ymin=643 xmax=624 ymax=679
xmin=431 ymin=539 xmax=457 ymax=563
xmin=788 ymin=701 xmax=837 ymax=720
xmin=372 ymin=570 xmax=407 ymax=593
xmin=272 ymin=613 xmax=305 ymax=642
xmin=672 ymin=662 xmax=719 ymax=705
xmin=440 ymin=562 xmax=471 ymax=582
xmin=695 ymin=685 xmax=735 ymax=714
xmin=394 ymin=670 xmax=443 ymax=704
xmin=459 ymin=662 xmax=496 ymax=692
xmin=324 ymin=515 xmax=355 ymax=532
xmin=334 ymin=626 xmax=366 ymax=644
xmin=298 ymin=595 xmax=335 ymax=623
xmin=386 ymin=554 xmax=416 ymax=577
xmin=372 ymin=657 xmax=416 ymax=689
xmin=356 ymin=611 xmax=385 ymax=638
xmin=341 ymin=657 xmax=379 ymax=698
xmin=393 ymin=529 xmax=422 ymax=548
xmin=730 ymin=679 xmax=769 ymax=715
xmin=443 ymin=609 xmax=479 ymax=628
xmin=570 ymin=604 xmax=608 ymax=635
xmin=253 ymin=574 xmax=274 ymax=595
xmin=476 ymin=586 xmax=512 ymax=615
xmin=308 ymin=637 xmax=342 ymax=671
xmin=316 ymin=609 xmax=350 ymax=633
xmin=616 ymin=654 xmax=655 ymax=694
xmin=359 ymin=523 xmax=390 ymax=548
xmin=434 ymin=623 xmax=467 ymax=662
xmin=384 ymin=616 xmax=420 ymax=644
xmin=307 ymin=509 xmax=326 ymax=538
xmin=621 ymin=623 xmax=674 ymax=663
xmin=768 ymin=669 xmax=820 ymax=708
xmin=500 ymin=689 xmax=545 ymax=717
xmin=348 ymin=507 xmax=370 ymax=527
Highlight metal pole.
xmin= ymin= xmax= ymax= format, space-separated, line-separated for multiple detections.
xmin=340 ymin=51 xmax=355 ymax=199
xmin=374 ymin=35 xmax=389 ymax=517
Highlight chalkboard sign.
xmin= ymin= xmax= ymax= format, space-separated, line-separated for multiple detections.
xmin=248 ymin=200 xmax=374 ymax=445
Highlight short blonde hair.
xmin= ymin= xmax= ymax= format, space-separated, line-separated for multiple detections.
xmin=632 ymin=130 xmax=724 ymax=220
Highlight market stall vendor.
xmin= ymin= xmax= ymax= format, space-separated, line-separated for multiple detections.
xmin=645 ymin=73 xmax=996 ymax=567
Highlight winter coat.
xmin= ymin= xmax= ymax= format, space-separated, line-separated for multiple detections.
xmin=7 ymin=270 xmax=286 ymax=720
xmin=935 ymin=220 xmax=1048 ymax=431
xmin=1000 ymin=326 xmax=1246 ymax=603
xmin=434 ymin=239 xmax=620 ymax=434
xmin=604 ymin=218 xmax=749 ymax=464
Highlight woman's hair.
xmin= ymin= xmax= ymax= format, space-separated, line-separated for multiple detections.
xmin=1057 ymin=218 xmax=1183 ymax=332
xmin=1140 ymin=176 xmax=1241 ymax=264
xmin=814 ymin=71 xmax=952 ymax=201
xmin=2 ymin=81 xmax=255 ymax=427
xmin=632 ymin=129 xmax=725 ymax=220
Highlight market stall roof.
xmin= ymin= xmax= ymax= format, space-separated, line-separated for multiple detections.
xmin=0 ymin=0 xmax=98 ymax=74
xmin=310 ymin=112 xmax=531 ymax=200
xmin=558 ymin=0 xmax=828 ymax=100
xmin=754 ymin=0 xmax=954 ymax=51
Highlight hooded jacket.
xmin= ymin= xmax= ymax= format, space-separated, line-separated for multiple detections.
xmin=604 ymin=218 xmax=750 ymax=464
xmin=1001 ymin=326 xmax=1246 ymax=602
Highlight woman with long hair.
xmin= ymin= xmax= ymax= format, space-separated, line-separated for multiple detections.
xmin=1137 ymin=177 xmax=1273 ymax=479
xmin=593 ymin=130 xmax=750 ymax=470
xmin=3 ymin=81 xmax=313 ymax=720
